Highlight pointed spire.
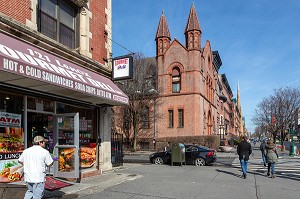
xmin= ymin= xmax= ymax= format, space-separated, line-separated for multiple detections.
xmin=155 ymin=11 xmax=171 ymax=56
xmin=237 ymin=80 xmax=241 ymax=108
xmin=185 ymin=4 xmax=201 ymax=34
xmin=155 ymin=11 xmax=171 ymax=40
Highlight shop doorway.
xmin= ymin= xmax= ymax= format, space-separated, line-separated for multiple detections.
xmin=27 ymin=112 xmax=54 ymax=152
xmin=53 ymin=113 xmax=80 ymax=179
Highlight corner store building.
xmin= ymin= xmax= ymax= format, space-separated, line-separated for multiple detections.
xmin=0 ymin=0 xmax=128 ymax=179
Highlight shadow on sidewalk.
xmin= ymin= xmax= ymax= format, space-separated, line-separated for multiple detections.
xmin=43 ymin=190 xmax=79 ymax=199
xmin=215 ymin=169 xmax=244 ymax=179
xmin=216 ymin=168 xmax=300 ymax=182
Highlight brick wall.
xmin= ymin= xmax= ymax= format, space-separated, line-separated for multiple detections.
xmin=90 ymin=0 xmax=108 ymax=66
xmin=0 ymin=0 xmax=31 ymax=24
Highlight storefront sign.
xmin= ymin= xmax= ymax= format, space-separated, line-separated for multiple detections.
xmin=112 ymin=55 xmax=133 ymax=81
xmin=0 ymin=152 xmax=22 ymax=160
xmin=0 ymin=32 xmax=128 ymax=104
xmin=0 ymin=112 xmax=21 ymax=128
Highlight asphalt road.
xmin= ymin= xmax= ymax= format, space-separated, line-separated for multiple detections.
xmin=123 ymin=152 xmax=235 ymax=167
xmin=46 ymin=143 xmax=299 ymax=199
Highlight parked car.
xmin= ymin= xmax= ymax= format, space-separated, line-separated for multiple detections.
xmin=149 ymin=149 xmax=171 ymax=165
xmin=149 ymin=144 xmax=216 ymax=166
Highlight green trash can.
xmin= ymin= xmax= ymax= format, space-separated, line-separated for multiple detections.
xmin=171 ymin=143 xmax=185 ymax=166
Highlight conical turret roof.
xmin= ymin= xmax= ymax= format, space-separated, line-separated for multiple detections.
xmin=155 ymin=11 xmax=171 ymax=40
xmin=185 ymin=4 xmax=201 ymax=33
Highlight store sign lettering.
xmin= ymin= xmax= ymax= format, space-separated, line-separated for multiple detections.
xmin=0 ymin=112 xmax=21 ymax=128
xmin=0 ymin=152 xmax=22 ymax=160
xmin=0 ymin=32 xmax=129 ymax=104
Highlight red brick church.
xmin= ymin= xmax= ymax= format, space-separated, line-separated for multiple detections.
xmin=155 ymin=4 xmax=221 ymax=145
xmin=114 ymin=4 xmax=244 ymax=150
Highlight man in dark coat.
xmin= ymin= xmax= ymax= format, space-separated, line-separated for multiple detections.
xmin=237 ymin=136 xmax=252 ymax=179
xmin=260 ymin=139 xmax=267 ymax=166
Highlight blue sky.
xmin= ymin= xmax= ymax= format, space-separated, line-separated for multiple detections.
xmin=112 ymin=0 xmax=300 ymax=133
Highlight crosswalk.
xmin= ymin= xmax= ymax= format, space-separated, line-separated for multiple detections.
xmin=231 ymin=157 xmax=300 ymax=178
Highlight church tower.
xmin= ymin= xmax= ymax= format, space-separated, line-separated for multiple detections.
xmin=237 ymin=81 xmax=244 ymax=135
xmin=155 ymin=11 xmax=171 ymax=56
xmin=184 ymin=4 xmax=202 ymax=50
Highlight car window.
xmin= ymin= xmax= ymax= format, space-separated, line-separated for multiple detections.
xmin=192 ymin=147 xmax=198 ymax=152
xmin=198 ymin=146 xmax=209 ymax=152
xmin=185 ymin=146 xmax=192 ymax=152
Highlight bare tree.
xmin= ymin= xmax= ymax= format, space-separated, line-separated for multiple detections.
xmin=114 ymin=53 xmax=158 ymax=151
xmin=252 ymin=126 xmax=262 ymax=141
xmin=253 ymin=86 xmax=300 ymax=150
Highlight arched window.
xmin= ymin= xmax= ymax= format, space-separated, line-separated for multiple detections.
xmin=172 ymin=67 xmax=181 ymax=93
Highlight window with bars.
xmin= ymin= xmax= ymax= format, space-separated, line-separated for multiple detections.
xmin=39 ymin=0 xmax=78 ymax=49
xmin=168 ymin=110 xmax=174 ymax=128
xmin=178 ymin=109 xmax=184 ymax=127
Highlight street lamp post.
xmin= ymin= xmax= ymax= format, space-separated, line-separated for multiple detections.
xmin=290 ymin=127 xmax=295 ymax=156
xmin=149 ymin=89 xmax=158 ymax=150
xmin=153 ymin=97 xmax=156 ymax=150
xmin=219 ymin=124 xmax=224 ymax=146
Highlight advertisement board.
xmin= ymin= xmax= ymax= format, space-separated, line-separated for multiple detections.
xmin=0 ymin=112 xmax=24 ymax=182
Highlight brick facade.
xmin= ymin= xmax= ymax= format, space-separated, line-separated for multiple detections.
xmin=0 ymin=0 xmax=31 ymax=24
xmin=156 ymin=5 xmax=218 ymax=140
xmin=0 ymin=0 xmax=115 ymax=173
xmin=90 ymin=0 xmax=110 ymax=67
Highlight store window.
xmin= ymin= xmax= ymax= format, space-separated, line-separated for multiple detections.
xmin=0 ymin=91 xmax=24 ymax=183
xmin=27 ymin=97 xmax=55 ymax=112
xmin=38 ymin=0 xmax=78 ymax=48
xmin=56 ymin=103 xmax=95 ymax=146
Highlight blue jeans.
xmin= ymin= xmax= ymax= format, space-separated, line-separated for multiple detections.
xmin=25 ymin=182 xmax=45 ymax=199
xmin=240 ymin=159 xmax=248 ymax=175
xmin=261 ymin=152 xmax=266 ymax=164
xmin=268 ymin=163 xmax=275 ymax=175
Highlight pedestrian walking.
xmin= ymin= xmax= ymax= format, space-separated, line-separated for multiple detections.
xmin=265 ymin=138 xmax=279 ymax=178
xmin=260 ymin=139 xmax=267 ymax=166
xmin=18 ymin=136 xmax=54 ymax=199
xmin=237 ymin=135 xmax=252 ymax=179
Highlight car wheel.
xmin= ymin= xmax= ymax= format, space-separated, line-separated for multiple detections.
xmin=154 ymin=157 xmax=164 ymax=164
xmin=194 ymin=158 xmax=205 ymax=166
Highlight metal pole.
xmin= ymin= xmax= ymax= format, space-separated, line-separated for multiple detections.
xmin=153 ymin=98 xmax=156 ymax=150
xmin=290 ymin=128 xmax=295 ymax=156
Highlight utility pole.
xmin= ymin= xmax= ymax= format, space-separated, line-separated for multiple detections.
xmin=290 ymin=127 xmax=295 ymax=156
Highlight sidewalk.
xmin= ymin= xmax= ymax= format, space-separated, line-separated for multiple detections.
xmin=44 ymin=165 xmax=135 ymax=199
xmin=45 ymin=155 xmax=300 ymax=199
xmin=43 ymin=145 xmax=298 ymax=198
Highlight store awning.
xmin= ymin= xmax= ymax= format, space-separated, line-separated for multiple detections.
xmin=0 ymin=32 xmax=128 ymax=106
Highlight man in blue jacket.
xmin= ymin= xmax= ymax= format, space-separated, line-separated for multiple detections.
xmin=237 ymin=136 xmax=252 ymax=179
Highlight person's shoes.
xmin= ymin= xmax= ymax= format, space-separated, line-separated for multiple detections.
xmin=264 ymin=163 xmax=266 ymax=167
xmin=267 ymin=173 xmax=270 ymax=177
xmin=243 ymin=173 xmax=247 ymax=179
xmin=271 ymin=174 xmax=275 ymax=178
